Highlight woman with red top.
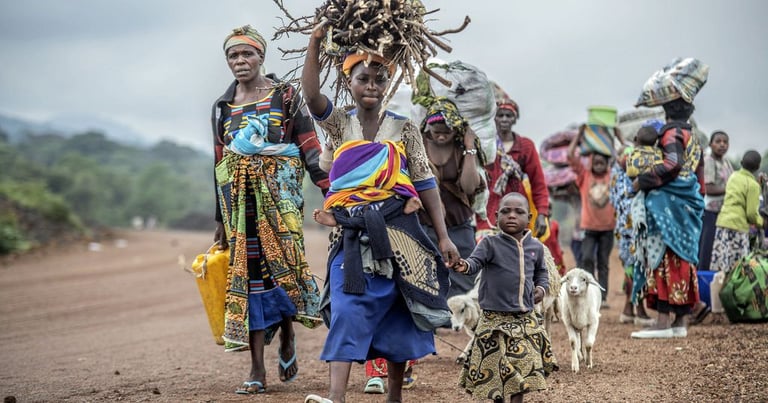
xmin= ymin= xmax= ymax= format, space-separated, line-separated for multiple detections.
xmin=477 ymin=100 xmax=550 ymax=240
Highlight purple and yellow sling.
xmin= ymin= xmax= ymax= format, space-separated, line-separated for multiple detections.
xmin=323 ymin=140 xmax=418 ymax=210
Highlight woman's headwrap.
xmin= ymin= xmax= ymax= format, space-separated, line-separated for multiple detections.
xmin=421 ymin=97 xmax=467 ymax=135
xmin=497 ymin=99 xmax=519 ymax=119
xmin=223 ymin=25 xmax=267 ymax=54
xmin=341 ymin=52 xmax=395 ymax=77
xmin=421 ymin=96 xmax=486 ymax=166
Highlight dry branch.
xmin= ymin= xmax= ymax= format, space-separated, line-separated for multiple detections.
xmin=271 ymin=0 xmax=470 ymax=105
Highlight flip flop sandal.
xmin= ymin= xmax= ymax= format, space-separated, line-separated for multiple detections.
xmin=402 ymin=375 xmax=418 ymax=390
xmin=305 ymin=394 xmax=334 ymax=403
xmin=364 ymin=377 xmax=385 ymax=394
xmin=235 ymin=380 xmax=266 ymax=394
xmin=278 ymin=335 xmax=298 ymax=383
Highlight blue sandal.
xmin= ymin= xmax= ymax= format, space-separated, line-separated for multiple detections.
xmin=278 ymin=336 xmax=298 ymax=383
xmin=235 ymin=380 xmax=266 ymax=394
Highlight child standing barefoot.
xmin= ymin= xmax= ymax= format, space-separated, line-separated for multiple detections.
xmin=453 ymin=192 xmax=558 ymax=403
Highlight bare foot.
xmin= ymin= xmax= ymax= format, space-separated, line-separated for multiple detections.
xmin=403 ymin=198 xmax=422 ymax=215
xmin=635 ymin=302 xmax=651 ymax=319
xmin=621 ymin=301 xmax=634 ymax=317
xmin=313 ymin=209 xmax=337 ymax=227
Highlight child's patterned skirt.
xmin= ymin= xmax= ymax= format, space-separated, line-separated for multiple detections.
xmin=459 ymin=310 xmax=558 ymax=400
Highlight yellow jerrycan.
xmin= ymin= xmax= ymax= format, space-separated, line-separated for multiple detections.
xmin=189 ymin=244 xmax=229 ymax=345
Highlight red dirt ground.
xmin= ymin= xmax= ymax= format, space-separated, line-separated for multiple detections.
xmin=1 ymin=228 xmax=766 ymax=402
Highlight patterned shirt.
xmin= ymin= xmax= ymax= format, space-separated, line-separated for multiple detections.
xmin=703 ymin=154 xmax=734 ymax=211
xmin=637 ymin=121 xmax=704 ymax=194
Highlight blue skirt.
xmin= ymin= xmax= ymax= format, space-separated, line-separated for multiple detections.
xmin=248 ymin=285 xmax=297 ymax=331
xmin=320 ymin=252 xmax=436 ymax=363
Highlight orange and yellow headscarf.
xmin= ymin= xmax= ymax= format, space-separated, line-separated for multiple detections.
xmin=223 ymin=25 xmax=267 ymax=54
xmin=342 ymin=52 xmax=396 ymax=77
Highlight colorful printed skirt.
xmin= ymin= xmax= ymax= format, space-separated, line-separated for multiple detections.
xmin=365 ymin=358 xmax=416 ymax=378
xmin=459 ymin=310 xmax=557 ymax=400
xmin=216 ymin=153 xmax=322 ymax=351
xmin=645 ymin=249 xmax=700 ymax=312
xmin=710 ymin=226 xmax=750 ymax=273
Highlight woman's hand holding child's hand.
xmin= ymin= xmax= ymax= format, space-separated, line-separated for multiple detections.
xmin=439 ymin=238 xmax=460 ymax=268
xmin=452 ymin=259 xmax=468 ymax=273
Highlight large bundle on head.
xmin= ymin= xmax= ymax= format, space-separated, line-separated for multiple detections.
xmin=635 ymin=57 xmax=709 ymax=107
xmin=411 ymin=60 xmax=498 ymax=163
xmin=273 ymin=0 xmax=470 ymax=105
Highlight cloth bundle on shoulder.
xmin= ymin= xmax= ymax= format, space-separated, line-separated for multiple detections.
xmin=719 ymin=251 xmax=768 ymax=323
xmin=411 ymin=60 xmax=497 ymax=163
xmin=636 ymin=57 xmax=709 ymax=107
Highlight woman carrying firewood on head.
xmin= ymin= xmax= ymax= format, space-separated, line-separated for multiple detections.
xmin=300 ymin=15 xmax=462 ymax=403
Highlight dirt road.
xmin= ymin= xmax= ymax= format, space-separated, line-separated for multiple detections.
xmin=1 ymin=229 xmax=766 ymax=402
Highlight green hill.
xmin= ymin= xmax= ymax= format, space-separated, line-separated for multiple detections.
xmin=0 ymin=129 xmax=214 ymax=254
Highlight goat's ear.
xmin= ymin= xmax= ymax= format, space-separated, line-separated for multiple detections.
xmin=589 ymin=280 xmax=606 ymax=291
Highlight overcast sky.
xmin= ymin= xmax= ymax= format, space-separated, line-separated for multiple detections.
xmin=1 ymin=1 xmax=766 ymax=156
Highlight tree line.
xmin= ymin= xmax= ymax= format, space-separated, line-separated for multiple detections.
xmin=0 ymin=130 xmax=215 ymax=253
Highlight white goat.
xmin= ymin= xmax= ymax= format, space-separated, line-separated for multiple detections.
xmin=447 ymin=277 xmax=481 ymax=364
xmin=558 ymin=267 xmax=603 ymax=373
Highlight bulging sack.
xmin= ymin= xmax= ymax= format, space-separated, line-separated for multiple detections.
xmin=411 ymin=60 xmax=498 ymax=163
xmin=189 ymin=244 xmax=230 ymax=345
xmin=719 ymin=251 xmax=768 ymax=323
xmin=635 ymin=57 xmax=709 ymax=107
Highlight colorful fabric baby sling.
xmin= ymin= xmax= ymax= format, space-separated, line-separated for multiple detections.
xmin=323 ymin=140 xmax=418 ymax=209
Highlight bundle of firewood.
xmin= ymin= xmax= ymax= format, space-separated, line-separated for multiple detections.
xmin=273 ymin=0 xmax=470 ymax=104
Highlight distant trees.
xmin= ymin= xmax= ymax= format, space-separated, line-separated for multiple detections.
xmin=1 ymin=131 xmax=214 ymax=253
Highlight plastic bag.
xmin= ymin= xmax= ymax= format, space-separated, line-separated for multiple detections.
xmin=411 ymin=60 xmax=498 ymax=163
xmin=188 ymin=244 xmax=230 ymax=345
